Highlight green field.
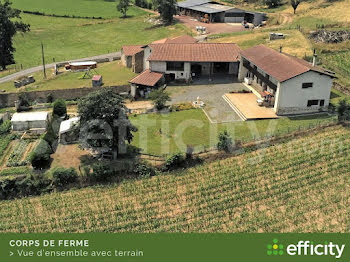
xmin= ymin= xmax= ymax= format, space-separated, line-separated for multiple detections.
xmin=0 ymin=61 xmax=137 ymax=93
xmin=11 ymin=0 xmax=144 ymax=18
xmin=0 ymin=124 xmax=349 ymax=233
xmin=130 ymin=109 xmax=336 ymax=156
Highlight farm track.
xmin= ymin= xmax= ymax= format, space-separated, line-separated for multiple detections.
xmin=0 ymin=125 xmax=350 ymax=232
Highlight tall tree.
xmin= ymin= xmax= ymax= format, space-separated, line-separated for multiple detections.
xmin=117 ymin=0 xmax=130 ymax=18
xmin=78 ymin=89 xmax=137 ymax=159
xmin=290 ymin=0 xmax=302 ymax=14
xmin=156 ymin=0 xmax=176 ymax=24
xmin=0 ymin=0 xmax=30 ymax=70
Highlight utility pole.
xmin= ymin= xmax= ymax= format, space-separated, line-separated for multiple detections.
xmin=41 ymin=42 xmax=47 ymax=79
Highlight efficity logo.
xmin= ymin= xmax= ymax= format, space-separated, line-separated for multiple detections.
xmin=267 ymin=239 xmax=345 ymax=259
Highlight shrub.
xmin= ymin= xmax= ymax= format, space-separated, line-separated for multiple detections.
xmin=89 ymin=163 xmax=114 ymax=182
xmin=0 ymin=120 xmax=11 ymax=135
xmin=133 ymin=162 xmax=156 ymax=178
xmin=16 ymin=174 xmax=52 ymax=197
xmin=337 ymin=99 xmax=350 ymax=122
xmin=53 ymin=99 xmax=67 ymax=117
xmin=217 ymin=130 xmax=233 ymax=153
xmin=148 ymin=89 xmax=171 ymax=110
xmin=29 ymin=139 xmax=52 ymax=169
xmin=164 ymin=153 xmax=185 ymax=171
xmin=52 ymin=167 xmax=78 ymax=188
xmin=18 ymin=93 xmax=30 ymax=107
xmin=47 ymin=93 xmax=54 ymax=103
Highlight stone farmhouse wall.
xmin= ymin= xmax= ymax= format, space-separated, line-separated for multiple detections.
xmin=0 ymin=85 xmax=130 ymax=107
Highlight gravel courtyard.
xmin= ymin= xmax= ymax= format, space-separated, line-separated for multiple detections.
xmin=166 ymin=81 xmax=249 ymax=123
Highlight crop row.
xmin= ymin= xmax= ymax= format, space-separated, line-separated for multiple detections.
xmin=6 ymin=140 xmax=29 ymax=167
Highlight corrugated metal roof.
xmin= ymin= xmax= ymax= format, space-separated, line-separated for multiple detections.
xmin=190 ymin=3 xmax=233 ymax=14
xmin=11 ymin=112 xmax=49 ymax=122
xmin=177 ymin=0 xmax=213 ymax=8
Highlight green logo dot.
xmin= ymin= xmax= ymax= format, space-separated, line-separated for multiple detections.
xmin=273 ymin=239 xmax=278 ymax=244
xmin=279 ymin=250 xmax=284 ymax=255
xmin=279 ymin=244 xmax=284 ymax=249
xmin=267 ymin=244 xmax=272 ymax=249
xmin=273 ymin=250 xmax=278 ymax=255
xmin=267 ymin=250 xmax=272 ymax=255
xmin=324 ymin=241 xmax=328 ymax=245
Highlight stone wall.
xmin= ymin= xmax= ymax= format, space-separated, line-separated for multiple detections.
xmin=0 ymin=85 xmax=130 ymax=108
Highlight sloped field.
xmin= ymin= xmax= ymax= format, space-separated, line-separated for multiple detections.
xmin=0 ymin=125 xmax=349 ymax=233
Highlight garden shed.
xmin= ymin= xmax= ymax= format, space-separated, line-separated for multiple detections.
xmin=11 ymin=112 xmax=49 ymax=131
xmin=59 ymin=117 xmax=80 ymax=144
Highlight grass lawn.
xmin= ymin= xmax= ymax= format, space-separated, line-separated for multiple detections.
xmin=10 ymin=13 xmax=189 ymax=70
xmin=11 ymin=0 xmax=145 ymax=18
xmin=0 ymin=61 xmax=136 ymax=93
xmin=130 ymin=109 xmax=337 ymax=156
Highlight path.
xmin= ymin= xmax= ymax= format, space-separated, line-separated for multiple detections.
xmin=0 ymin=52 xmax=121 ymax=84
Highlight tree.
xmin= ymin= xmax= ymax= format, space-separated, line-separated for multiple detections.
xmin=290 ymin=0 xmax=302 ymax=14
xmin=148 ymin=88 xmax=171 ymax=110
xmin=262 ymin=0 xmax=282 ymax=8
xmin=0 ymin=0 xmax=30 ymax=70
xmin=337 ymin=99 xmax=350 ymax=122
xmin=156 ymin=0 xmax=176 ymax=24
xmin=217 ymin=130 xmax=233 ymax=153
xmin=53 ymin=99 xmax=67 ymax=117
xmin=78 ymin=88 xmax=137 ymax=158
xmin=117 ymin=0 xmax=130 ymax=18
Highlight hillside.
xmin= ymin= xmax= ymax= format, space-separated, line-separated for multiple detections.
xmin=1 ymin=124 xmax=349 ymax=233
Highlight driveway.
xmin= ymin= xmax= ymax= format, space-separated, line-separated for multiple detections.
xmin=166 ymin=81 xmax=249 ymax=123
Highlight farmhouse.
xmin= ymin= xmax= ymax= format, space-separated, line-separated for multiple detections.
xmin=11 ymin=112 xmax=49 ymax=132
xmin=238 ymin=45 xmax=336 ymax=115
xmin=176 ymin=0 xmax=266 ymax=25
xmin=144 ymin=43 xmax=241 ymax=82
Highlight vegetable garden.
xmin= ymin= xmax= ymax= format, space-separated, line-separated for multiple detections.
xmin=0 ymin=125 xmax=349 ymax=233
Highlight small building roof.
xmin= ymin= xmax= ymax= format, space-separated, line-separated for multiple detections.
xmin=240 ymin=45 xmax=336 ymax=82
xmin=148 ymin=43 xmax=241 ymax=62
xmin=152 ymin=35 xmax=198 ymax=44
xmin=121 ymin=45 xmax=144 ymax=56
xmin=129 ymin=70 xmax=164 ymax=87
xmin=69 ymin=61 xmax=96 ymax=66
xmin=11 ymin=112 xmax=49 ymax=122
xmin=59 ymin=117 xmax=80 ymax=134
xmin=92 ymin=75 xmax=102 ymax=81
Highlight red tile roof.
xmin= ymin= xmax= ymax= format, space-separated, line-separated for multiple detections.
xmin=240 ymin=45 xmax=335 ymax=82
xmin=148 ymin=43 xmax=241 ymax=62
xmin=122 ymin=45 xmax=144 ymax=56
xmin=92 ymin=75 xmax=102 ymax=81
xmin=129 ymin=70 xmax=164 ymax=86
xmin=152 ymin=35 xmax=198 ymax=44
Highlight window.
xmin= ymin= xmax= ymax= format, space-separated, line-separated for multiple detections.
xmin=302 ymin=82 xmax=313 ymax=89
xmin=166 ymin=62 xmax=184 ymax=71
xmin=320 ymin=100 xmax=325 ymax=107
xmin=307 ymin=100 xmax=319 ymax=107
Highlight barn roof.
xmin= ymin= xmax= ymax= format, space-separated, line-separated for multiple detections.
xmin=148 ymin=43 xmax=241 ymax=62
xmin=122 ymin=45 xmax=144 ymax=56
xmin=129 ymin=70 xmax=164 ymax=87
xmin=190 ymin=3 xmax=234 ymax=14
xmin=11 ymin=112 xmax=49 ymax=122
xmin=177 ymin=0 xmax=215 ymax=8
xmin=240 ymin=45 xmax=336 ymax=82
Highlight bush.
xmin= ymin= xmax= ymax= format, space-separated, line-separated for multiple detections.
xmin=53 ymin=99 xmax=67 ymax=117
xmin=148 ymin=89 xmax=171 ymax=110
xmin=133 ymin=162 xmax=156 ymax=178
xmin=47 ymin=93 xmax=54 ymax=103
xmin=52 ymin=167 xmax=78 ymax=188
xmin=29 ymin=139 xmax=52 ymax=169
xmin=217 ymin=130 xmax=233 ymax=153
xmin=164 ymin=153 xmax=185 ymax=171
xmin=89 ymin=163 xmax=114 ymax=182
xmin=0 ymin=120 xmax=11 ymax=135
xmin=337 ymin=99 xmax=350 ymax=122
